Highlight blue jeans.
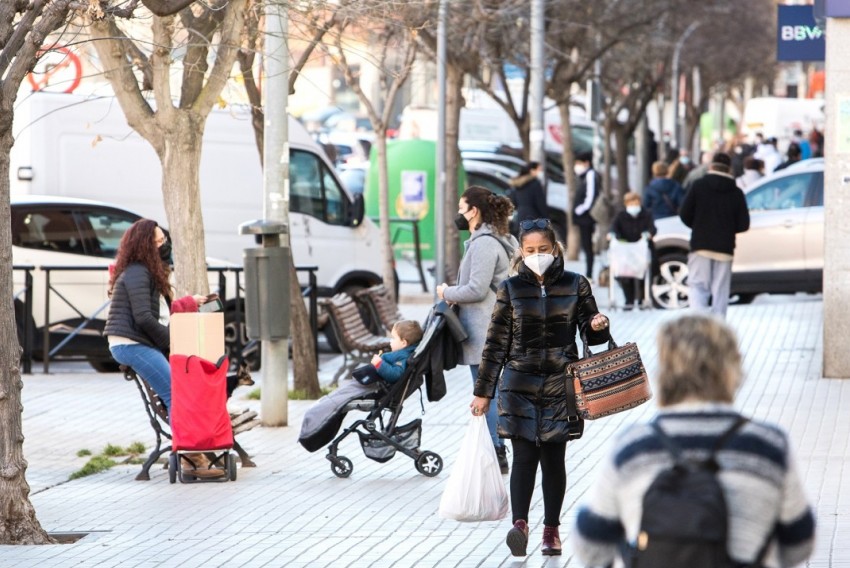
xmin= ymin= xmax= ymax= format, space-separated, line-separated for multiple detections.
xmin=470 ymin=365 xmax=502 ymax=448
xmin=110 ymin=343 xmax=171 ymax=409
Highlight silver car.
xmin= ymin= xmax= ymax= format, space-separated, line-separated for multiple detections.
xmin=651 ymin=159 xmax=824 ymax=308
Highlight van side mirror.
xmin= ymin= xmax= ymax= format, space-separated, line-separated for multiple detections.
xmin=349 ymin=193 xmax=365 ymax=226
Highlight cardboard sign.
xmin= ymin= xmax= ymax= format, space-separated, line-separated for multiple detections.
xmin=170 ymin=312 xmax=225 ymax=362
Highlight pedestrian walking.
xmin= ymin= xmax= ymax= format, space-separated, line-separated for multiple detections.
xmin=469 ymin=218 xmax=610 ymax=557
xmin=736 ymin=156 xmax=764 ymax=190
xmin=642 ymin=161 xmax=683 ymax=220
xmin=774 ymin=142 xmax=802 ymax=172
xmin=508 ymin=161 xmax=547 ymax=237
xmin=572 ymin=151 xmax=601 ymax=280
xmin=572 ymin=314 xmax=815 ymax=568
xmin=679 ymin=152 xmax=750 ymax=317
xmin=608 ymin=192 xmax=656 ymax=309
xmin=437 ymin=186 xmax=517 ymax=474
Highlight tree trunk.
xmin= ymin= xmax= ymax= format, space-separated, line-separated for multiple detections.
xmin=614 ymin=128 xmax=630 ymax=196
xmin=0 ymin=115 xmax=54 ymax=546
xmin=444 ymin=65 xmax=464 ymax=283
xmin=159 ymin=115 xmax=210 ymax=297
xmin=558 ymin=101 xmax=579 ymax=260
xmin=374 ymin=134 xmax=396 ymax=301
xmin=289 ymin=259 xmax=319 ymax=396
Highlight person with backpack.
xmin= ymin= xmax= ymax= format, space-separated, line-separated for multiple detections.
xmin=642 ymin=161 xmax=684 ymax=220
xmin=571 ymin=314 xmax=815 ymax=568
xmin=437 ymin=186 xmax=517 ymax=474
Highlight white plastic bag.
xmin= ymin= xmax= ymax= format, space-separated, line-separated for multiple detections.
xmin=609 ymin=238 xmax=650 ymax=279
xmin=438 ymin=415 xmax=509 ymax=522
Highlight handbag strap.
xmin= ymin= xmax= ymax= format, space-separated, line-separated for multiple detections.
xmin=579 ymin=327 xmax=618 ymax=359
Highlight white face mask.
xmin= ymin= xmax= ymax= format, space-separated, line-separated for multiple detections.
xmin=626 ymin=205 xmax=641 ymax=217
xmin=523 ymin=253 xmax=555 ymax=277
xmin=574 ymin=164 xmax=588 ymax=176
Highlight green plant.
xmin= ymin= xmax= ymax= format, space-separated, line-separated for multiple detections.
xmin=246 ymin=387 xmax=261 ymax=400
xmin=102 ymin=444 xmax=124 ymax=457
xmin=70 ymin=456 xmax=116 ymax=480
xmin=76 ymin=449 xmax=92 ymax=458
xmin=126 ymin=441 xmax=146 ymax=455
xmin=288 ymin=386 xmax=335 ymax=400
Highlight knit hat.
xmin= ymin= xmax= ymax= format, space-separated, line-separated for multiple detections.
xmin=711 ymin=152 xmax=732 ymax=167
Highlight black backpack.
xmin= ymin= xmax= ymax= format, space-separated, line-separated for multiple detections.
xmin=627 ymin=416 xmax=767 ymax=568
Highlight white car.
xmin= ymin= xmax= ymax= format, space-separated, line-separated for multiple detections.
xmin=651 ymin=159 xmax=824 ymax=308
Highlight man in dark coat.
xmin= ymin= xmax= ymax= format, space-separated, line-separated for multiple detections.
xmin=509 ymin=162 xmax=547 ymax=236
xmin=679 ymin=152 xmax=750 ymax=317
xmin=572 ymin=151 xmax=600 ymax=279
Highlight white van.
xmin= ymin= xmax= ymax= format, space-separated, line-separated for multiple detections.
xmin=10 ymin=92 xmax=384 ymax=297
xmin=741 ymin=97 xmax=825 ymax=150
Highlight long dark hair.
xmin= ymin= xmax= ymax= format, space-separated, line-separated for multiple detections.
xmin=109 ymin=219 xmax=172 ymax=300
xmin=461 ymin=186 xmax=514 ymax=236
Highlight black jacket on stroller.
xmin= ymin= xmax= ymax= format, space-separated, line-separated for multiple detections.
xmin=297 ymin=302 xmax=466 ymax=477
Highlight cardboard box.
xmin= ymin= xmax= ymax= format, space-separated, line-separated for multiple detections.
xmin=170 ymin=312 xmax=225 ymax=362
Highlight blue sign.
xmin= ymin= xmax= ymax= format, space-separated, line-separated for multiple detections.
xmin=777 ymin=5 xmax=825 ymax=61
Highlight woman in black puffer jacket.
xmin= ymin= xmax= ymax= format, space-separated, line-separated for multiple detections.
xmin=471 ymin=218 xmax=610 ymax=558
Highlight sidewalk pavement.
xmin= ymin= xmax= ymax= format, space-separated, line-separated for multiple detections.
xmin=2 ymin=279 xmax=846 ymax=567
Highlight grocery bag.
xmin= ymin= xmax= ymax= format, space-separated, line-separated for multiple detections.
xmin=609 ymin=239 xmax=650 ymax=279
xmin=438 ymin=415 xmax=509 ymax=522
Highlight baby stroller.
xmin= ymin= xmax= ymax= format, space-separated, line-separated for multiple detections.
xmin=168 ymin=354 xmax=238 ymax=483
xmin=298 ymin=302 xmax=466 ymax=478
xmin=608 ymin=237 xmax=653 ymax=310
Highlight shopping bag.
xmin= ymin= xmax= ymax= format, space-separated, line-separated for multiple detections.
xmin=438 ymin=415 xmax=509 ymax=522
xmin=609 ymin=239 xmax=650 ymax=279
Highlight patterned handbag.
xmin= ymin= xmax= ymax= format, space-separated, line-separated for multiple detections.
xmin=568 ymin=331 xmax=652 ymax=420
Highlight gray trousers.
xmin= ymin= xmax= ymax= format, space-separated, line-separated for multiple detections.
xmin=687 ymin=253 xmax=733 ymax=317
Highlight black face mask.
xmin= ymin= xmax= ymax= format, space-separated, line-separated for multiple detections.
xmin=454 ymin=213 xmax=470 ymax=231
xmin=158 ymin=240 xmax=172 ymax=264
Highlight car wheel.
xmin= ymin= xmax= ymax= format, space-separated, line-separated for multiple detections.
xmin=651 ymin=253 xmax=689 ymax=309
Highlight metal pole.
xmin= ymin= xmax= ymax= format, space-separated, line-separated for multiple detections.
xmin=671 ymin=21 xmax=700 ymax=152
xmin=435 ymin=0 xmax=447 ymax=297
xmin=529 ymin=0 xmax=545 ymax=172
xmin=262 ymin=0 xmax=289 ymax=426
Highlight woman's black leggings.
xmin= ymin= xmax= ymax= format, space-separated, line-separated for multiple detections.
xmin=510 ymin=438 xmax=567 ymax=526
xmin=578 ymin=223 xmax=595 ymax=278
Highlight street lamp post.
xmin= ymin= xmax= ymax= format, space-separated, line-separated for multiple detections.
xmin=671 ymin=21 xmax=701 ymax=151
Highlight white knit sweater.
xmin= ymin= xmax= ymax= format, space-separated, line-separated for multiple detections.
xmin=571 ymin=403 xmax=815 ymax=567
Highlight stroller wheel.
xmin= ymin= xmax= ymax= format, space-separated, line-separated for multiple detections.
xmin=415 ymin=451 xmax=443 ymax=477
xmin=330 ymin=456 xmax=353 ymax=478
xmin=168 ymin=453 xmax=177 ymax=484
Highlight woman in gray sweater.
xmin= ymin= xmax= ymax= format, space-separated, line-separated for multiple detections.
xmin=437 ymin=186 xmax=516 ymax=472
xmin=572 ymin=314 xmax=815 ymax=567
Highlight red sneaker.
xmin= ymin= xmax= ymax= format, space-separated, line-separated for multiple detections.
xmin=541 ymin=525 xmax=562 ymax=556
xmin=506 ymin=519 xmax=529 ymax=556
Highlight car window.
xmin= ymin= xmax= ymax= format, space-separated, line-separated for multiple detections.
xmin=76 ymin=209 xmax=139 ymax=258
xmin=322 ymin=165 xmax=347 ymax=225
xmin=467 ymin=172 xmax=510 ymax=197
xmin=12 ymin=209 xmax=85 ymax=255
xmin=809 ymin=172 xmax=824 ymax=207
xmin=290 ymin=150 xmax=326 ymax=220
xmin=746 ymin=173 xmax=812 ymax=211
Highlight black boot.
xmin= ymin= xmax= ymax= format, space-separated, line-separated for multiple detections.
xmin=495 ymin=445 xmax=509 ymax=474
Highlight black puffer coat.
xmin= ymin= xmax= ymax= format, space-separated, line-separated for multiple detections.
xmin=104 ymin=263 xmax=170 ymax=352
xmin=474 ymin=254 xmax=610 ymax=443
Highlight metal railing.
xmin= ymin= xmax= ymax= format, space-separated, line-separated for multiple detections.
xmin=14 ymin=264 xmax=320 ymax=373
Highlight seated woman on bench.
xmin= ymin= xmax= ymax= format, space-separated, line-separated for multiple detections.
xmin=104 ymin=219 xmax=211 ymax=410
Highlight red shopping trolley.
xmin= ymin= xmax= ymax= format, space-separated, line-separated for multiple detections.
xmin=168 ymin=354 xmax=237 ymax=483
xmin=607 ymin=237 xmax=652 ymax=311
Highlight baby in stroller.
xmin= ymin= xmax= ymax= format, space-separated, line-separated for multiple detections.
xmin=299 ymin=304 xmax=466 ymax=478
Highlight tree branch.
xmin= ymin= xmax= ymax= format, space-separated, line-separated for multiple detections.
xmin=141 ymin=0 xmax=196 ymax=17
xmin=194 ymin=0 xmax=246 ymax=116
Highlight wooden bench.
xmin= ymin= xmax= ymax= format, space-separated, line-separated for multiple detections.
xmin=319 ymin=293 xmax=392 ymax=384
xmin=122 ymin=365 xmax=260 ymax=481
xmin=354 ymin=284 xmax=405 ymax=335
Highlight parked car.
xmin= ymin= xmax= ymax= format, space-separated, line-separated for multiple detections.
xmin=650 ymin=159 xmax=824 ymax=309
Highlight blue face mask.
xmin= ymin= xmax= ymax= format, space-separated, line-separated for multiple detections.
xmin=626 ymin=205 xmax=641 ymax=217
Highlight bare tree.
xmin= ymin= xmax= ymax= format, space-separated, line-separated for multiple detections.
xmin=322 ymin=3 xmax=419 ymax=302
xmin=86 ymin=0 xmax=247 ymax=297
xmin=0 ymin=0 xmax=77 ymax=544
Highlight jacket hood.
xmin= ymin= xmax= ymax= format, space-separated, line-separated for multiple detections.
xmin=649 ymin=177 xmax=680 ymax=194
xmin=510 ymin=173 xmax=538 ymax=188
xmin=706 ymin=171 xmax=738 ymax=192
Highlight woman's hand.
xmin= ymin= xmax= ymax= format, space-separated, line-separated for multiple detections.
xmin=192 ymin=294 xmax=207 ymax=306
xmin=590 ymin=313 xmax=610 ymax=332
xmin=470 ymin=396 xmax=490 ymax=416
xmin=436 ymin=283 xmax=447 ymax=300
